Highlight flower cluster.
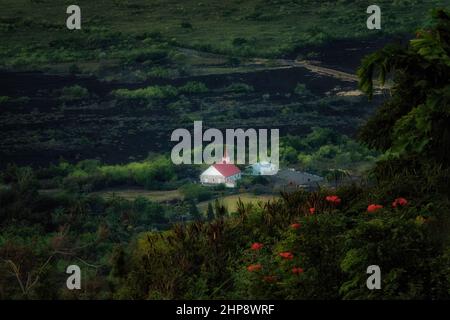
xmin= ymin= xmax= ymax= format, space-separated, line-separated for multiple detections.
xmin=279 ymin=252 xmax=294 ymax=260
xmin=292 ymin=267 xmax=304 ymax=275
xmin=245 ymin=195 xmax=411 ymax=288
xmin=392 ymin=197 xmax=408 ymax=208
xmin=323 ymin=195 xmax=409 ymax=214
xmin=290 ymin=223 xmax=301 ymax=230
xmin=367 ymin=204 xmax=383 ymax=213
xmin=366 ymin=197 xmax=408 ymax=213
xmin=325 ymin=195 xmax=341 ymax=205
xmin=247 ymin=264 xmax=262 ymax=272
xmin=246 ymin=228 xmax=305 ymax=283
xmin=251 ymin=242 xmax=264 ymax=251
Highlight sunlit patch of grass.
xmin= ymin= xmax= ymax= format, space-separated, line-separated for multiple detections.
xmin=197 ymin=193 xmax=279 ymax=213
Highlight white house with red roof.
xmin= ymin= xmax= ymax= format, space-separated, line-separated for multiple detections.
xmin=200 ymin=152 xmax=242 ymax=188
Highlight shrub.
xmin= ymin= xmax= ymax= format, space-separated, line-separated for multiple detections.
xmin=60 ymin=85 xmax=89 ymax=101
xmin=113 ymin=85 xmax=178 ymax=100
xmin=179 ymin=183 xmax=213 ymax=202
xmin=180 ymin=21 xmax=193 ymax=29
xmin=0 ymin=96 xmax=10 ymax=105
xmin=179 ymin=81 xmax=208 ymax=94
xmin=125 ymin=48 xmax=169 ymax=65
xmin=294 ymin=83 xmax=312 ymax=97
xmin=232 ymin=37 xmax=248 ymax=46
xmin=225 ymin=82 xmax=254 ymax=93
xmin=99 ymin=157 xmax=176 ymax=189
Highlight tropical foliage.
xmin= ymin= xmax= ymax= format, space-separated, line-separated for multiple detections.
xmin=1 ymin=9 xmax=450 ymax=301
xmin=358 ymin=9 xmax=450 ymax=166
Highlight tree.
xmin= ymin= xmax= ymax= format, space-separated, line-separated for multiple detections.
xmin=206 ymin=202 xmax=215 ymax=221
xmin=214 ymin=199 xmax=228 ymax=218
xmin=111 ymin=245 xmax=127 ymax=277
xmin=180 ymin=183 xmax=213 ymax=202
xmin=325 ymin=169 xmax=350 ymax=188
xmin=188 ymin=200 xmax=202 ymax=221
xmin=357 ymin=9 xmax=450 ymax=168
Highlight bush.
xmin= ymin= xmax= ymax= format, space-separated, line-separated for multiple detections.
xmin=113 ymin=85 xmax=178 ymax=100
xmin=180 ymin=21 xmax=193 ymax=29
xmin=119 ymin=184 xmax=450 ymax=299
xmin=179 ymin=81 xmax=208 ymax=94
xmin=99 ymin=157 xmax=176 ymax=189
xmin=60 ymin=85 xmax=89 ymax=101
xmin=113 ymin=82 xmax=208 ymax=101
xmin=125 ymin=48 xmax=169 ymax=65
xmin=225 ymin=82 xmax=254 ymax=93
xmin=179 ymin=183 xmax=213 ymax=202
xmin=232 ymin=37 xmax=248 ymax=46
xmin=294 ymin=83 xmax=312 ymax=97
xmin=281 ymin=128 xmax=378 ymax=174
xmin=0 ymin=96 xmax=10 ymax=105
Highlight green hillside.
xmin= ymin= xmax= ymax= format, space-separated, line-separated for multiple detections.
xmin=0 ymin=2 xmax=450 ymax=301
xmin=0 ymin=0 xmax=448 ymax=73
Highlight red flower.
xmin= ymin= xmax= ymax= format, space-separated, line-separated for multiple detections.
xmin=309 ymin=207 xmax=316 ymax=214
xmin=292 ymin=267 xmax=304 ymax=275
xmin=279 ymin=252 xmax=294 ymax=260
xmin=326 ymin=195 xmax=341 ymax=205
xmin=367 ymin=204 xmax=383 ymax=213
xmin=290 ymin=223 xmax=301 ymax=230
xmin=251 ymin=242 xmax=264 ymax=251
xmin=247 ymin=264 xmax=262 ymax=272
xmin=392 ymin=197 xmax=408 ymax=208
xmin=263 ymin=275 xmax=277 ymax=283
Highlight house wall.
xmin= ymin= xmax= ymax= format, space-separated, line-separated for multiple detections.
xmin=251 ymin=164 xmax=277 ymax=176
xmin=225 ymin=173 xmax=241 ymax=187
xmin=201 ymin=173 xmax=241 ymax=187
xmin=200 ymin=175 xmax=225 ymax=184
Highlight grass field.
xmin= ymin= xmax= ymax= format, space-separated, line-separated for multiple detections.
xmin=50 ymin=187 xmax=279 ymax=212
xmin=0 ymin=0 xmax=447 ymax=74
xmin=92 ymin=188 xmax=183 ymax=202
xmin=197 ymin=193 xmax=280 ymax=213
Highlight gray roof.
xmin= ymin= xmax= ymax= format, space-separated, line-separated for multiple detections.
xmin=275 ymin=169 xmax=323 ymax=185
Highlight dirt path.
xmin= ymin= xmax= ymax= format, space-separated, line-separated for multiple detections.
xmin=254 ymin=57 xmax=360 ymax=82
xmin=176 ymin=47 xmax=385 ymax=89
xmin=177 ymin=47 xmax=357 ymax=81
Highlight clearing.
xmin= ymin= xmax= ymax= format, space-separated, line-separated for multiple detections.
xmin=197 ymin=193 xmax=280 ymax=213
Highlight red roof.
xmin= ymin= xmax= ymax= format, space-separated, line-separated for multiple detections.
xmin=213 ymin=163 xmax=241 ymax=177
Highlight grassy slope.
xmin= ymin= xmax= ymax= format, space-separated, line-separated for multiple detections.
xmin=0 ymin=0 xmax=447 ymax=64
